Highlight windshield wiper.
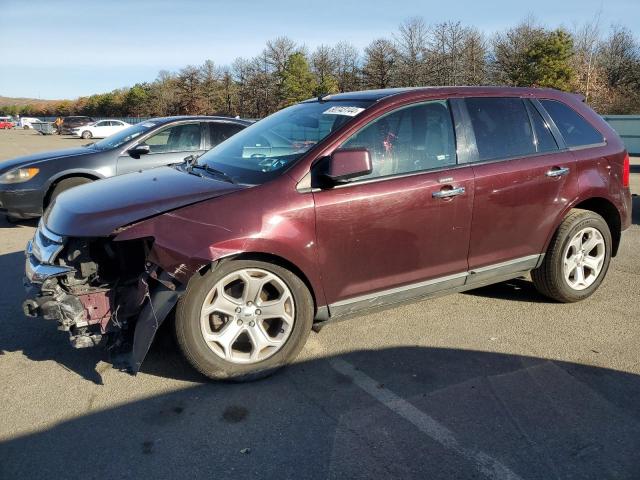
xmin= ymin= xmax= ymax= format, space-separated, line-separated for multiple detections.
xmin=190 ymin=164 xmax=236 ymax=184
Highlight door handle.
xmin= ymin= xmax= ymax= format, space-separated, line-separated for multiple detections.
xmin=432 ymin=186 xmax=465 ymax=199
xmin=546 ymin=166 xmax=570 ymax=177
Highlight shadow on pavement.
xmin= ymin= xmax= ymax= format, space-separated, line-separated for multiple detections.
xmin=0 ymin=215 xmax=37 ymax=229
xmin=1 ymin=345 xmax=640 ymax=479
xmin=463 ymin=277 xmax=551 ymax=303
xmin=2 ymin=244 xmax=640 ymax=478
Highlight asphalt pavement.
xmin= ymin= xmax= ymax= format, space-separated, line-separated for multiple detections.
xmin=0 ymin=129 xmax=639 ymax=479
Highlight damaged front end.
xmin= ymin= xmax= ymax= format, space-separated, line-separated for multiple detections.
xmin=23 ymin=220 xmax=184 ymax=373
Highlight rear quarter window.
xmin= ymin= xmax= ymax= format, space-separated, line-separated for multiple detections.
xmin=539 ymin=99 xmax=604 ymax=148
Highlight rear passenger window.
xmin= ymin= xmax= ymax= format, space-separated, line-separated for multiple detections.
xmin=466 ymin=97 xmax=535 ymax=161
xmin=539 ymin=100 xmax=604 ymax=147
xmin=209 ymin=123 xmax=245 ymax=146
xmin=525 ymin=101 xmax=558 ymax=153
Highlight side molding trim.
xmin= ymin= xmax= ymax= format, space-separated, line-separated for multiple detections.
xmin=322 ymin=254 xmax=543 ymax=321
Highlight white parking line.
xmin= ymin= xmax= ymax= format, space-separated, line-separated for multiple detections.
xmin=329 ymin=358 xmax=523 ymax=480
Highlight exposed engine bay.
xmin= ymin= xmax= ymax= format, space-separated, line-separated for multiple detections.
xmin=23 ymin=221 xmax=184 ymax=372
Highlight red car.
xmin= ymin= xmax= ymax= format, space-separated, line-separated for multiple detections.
xmin=0 ymin=119 xmax=15 ymax=129
xmin=23 ymin=87 xmax=632 ymax=380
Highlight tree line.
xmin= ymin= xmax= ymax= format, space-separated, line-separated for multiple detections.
xmin=4 ymin=16 xmax=640 ymax=119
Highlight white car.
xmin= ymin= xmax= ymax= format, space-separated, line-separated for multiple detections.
xmin=18 ymin=117 xmax=43 ymax=129
xmin=72 ymin=120 xmax=131 ymax=139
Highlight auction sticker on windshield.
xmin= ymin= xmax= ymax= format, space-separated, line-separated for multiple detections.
xmin=323 ymin=106 xmax=365 ymax=116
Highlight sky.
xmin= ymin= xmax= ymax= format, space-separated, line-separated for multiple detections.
xmin=0 ymin=0 xmax=638 ymax=99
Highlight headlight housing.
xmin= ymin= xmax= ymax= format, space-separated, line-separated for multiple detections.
xmin=0 ymin=167 xmax=40 ymax=184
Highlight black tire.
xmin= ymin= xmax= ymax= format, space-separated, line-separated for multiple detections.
xmin=48 ymin=177 xmax=93 ymax=207
xmin=81 ymin=130 xmax=92 ymax=139
xmin=532 ymin=209 xmax=612 ymax=303
xmin=23 ymin=125 xmax=29 ymax=130
xmin=174 ymin=259 xmax=313 ymax=381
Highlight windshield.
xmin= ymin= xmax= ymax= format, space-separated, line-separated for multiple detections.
xmin=197 ymin=100 xmax=374 ymax=184
xmin=92 ymin=121 xmax=158 ymax=150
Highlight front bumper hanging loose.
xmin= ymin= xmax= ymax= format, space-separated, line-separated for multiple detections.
xmin=22 ymin=220 xmax=186 ymax=372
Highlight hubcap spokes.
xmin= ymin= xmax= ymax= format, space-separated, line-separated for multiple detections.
xmin=563 ymin=227 xmax=605 ymax=291
xmin=200 ymin=269 xmax=295 ymax=364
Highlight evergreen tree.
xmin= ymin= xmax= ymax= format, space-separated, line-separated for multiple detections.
xmin=280 ymin=52 xmax=317 ymax=106
xmin=523 ymin=29 xmax=575 ymax=90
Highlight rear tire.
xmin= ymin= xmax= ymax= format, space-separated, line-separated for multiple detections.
xmin=532 ymin=209 xmax=612 ymax=303
xmin=47 ymin=177 xmax=93 ymax=207
xmin=174 ymin=260 xmax=313 ymax=381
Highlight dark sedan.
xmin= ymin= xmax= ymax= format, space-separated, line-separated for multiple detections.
xmin=0 ymin=116 xmax=251 ymax=220
xmin=58 ymin=116 xmax=94 ymax=135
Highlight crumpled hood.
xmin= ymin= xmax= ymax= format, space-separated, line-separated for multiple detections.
xmin=0 ymin=147 xmax=92 ymax=173
xmin=44 ymin=166 xmax=246 ymax=237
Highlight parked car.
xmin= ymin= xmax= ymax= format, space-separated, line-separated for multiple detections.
xmin=71 ymin=119 xmax=131 ymax=139
xmin=0 ymin=116 xmax=250 ymax=220
xmin=22 ymin=87 xmax=632 ymax=381
xmin=18 ymin=117 xmax=43 ymax=129
xmin=0 ymin=117 xmax=15 ymax=129
xmin=58 ymin=116 xmax=94 ymax=135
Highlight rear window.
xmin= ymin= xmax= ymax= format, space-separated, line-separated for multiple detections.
xmin=465 ymin=97 xmax=536 ymax=161
xmin=209 ymin=122 xmax=245 ymax=147
xmin=539 ymin=100 xmax=604 ymax=147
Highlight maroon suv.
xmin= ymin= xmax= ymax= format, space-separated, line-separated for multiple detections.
xmin=23 ymin=87 xmax=632 ymax=380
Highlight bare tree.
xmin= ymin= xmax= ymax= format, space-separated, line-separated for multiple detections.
xmin=362 ymin=38 xmax=397 ymax=89
xmin=148 ymin=70 xmax=178 ymax=116
xmin=491 ymin=17 xmax=545 ymax=85
xmin=199 ymin=59 xmax=221 ymax=114
xmin=219 ymin=67 xmax=236 ymax=115
xmin=176 ymin=65 xmax=203 ymax=114
xmin=428 ymin=21 xmax=473 ymax=85
xmin=572 ymin=12 xmax=602 ymax=102
xmin=599 ymin=25 xmax=640 ymax=89
xmin=333 ymin=41 xmax=361 ymax=92
xmin=311 ymin=45 xmax=339 ymax=95
xmin=597 ymin=25 xmax=640 ymax=113
xmin=460 ymin=28 xmax=489 ymax=85
xmin=394 ymin=17 xmax=429 ymax=86
xmin=232 ymin=57 xmax=252 ymax=117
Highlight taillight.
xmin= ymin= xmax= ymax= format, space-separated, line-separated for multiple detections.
xmin=623 ymin=152 xmax=630 ymax=188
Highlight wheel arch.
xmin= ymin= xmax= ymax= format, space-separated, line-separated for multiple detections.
xmin=547 ymin=196 xmax=622 ymax=257
xmin=573 ymin=197 xmax=622 ymax=256
xmin=43 ymin=172 xmax=102 ymax=209
xmin=197 ymin=251 xmax=321 ymax=319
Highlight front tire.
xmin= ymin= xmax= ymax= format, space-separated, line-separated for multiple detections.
xmin=175 ymin=260 xmax=313 ymax=381
xmin=47 ymin=177 xmax=93 ymax=207
xmin=532 ymin=209 xmax=612 ymax=303
xmin=81 ymin=130 xmax=92 ymax=139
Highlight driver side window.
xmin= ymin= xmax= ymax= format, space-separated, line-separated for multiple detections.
xmin=340 ymin=100 xmax=457 ymax=181
xmin=141 ymin=123 xmax=202 ymax=153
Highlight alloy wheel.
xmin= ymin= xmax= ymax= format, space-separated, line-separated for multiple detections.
xmin=563 ymin=227 xmax=606 ymax=290
xmin=199 ymin=268 xmax=295 ymax=364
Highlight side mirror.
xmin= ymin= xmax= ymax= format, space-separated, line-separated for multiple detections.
xmin=324 ymin=149 xmax=372 ymax=183
xmin=127 ymin=144 xmax=150 ymax=159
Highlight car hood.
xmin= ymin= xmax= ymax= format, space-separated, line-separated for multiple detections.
xmin=44 ymin=166 xmax=246 ymax=237
xmin=0 ymin=147 xmax=93 ymax=172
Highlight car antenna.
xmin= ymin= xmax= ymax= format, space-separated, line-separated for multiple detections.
xmin=317 ymin=93 xmax=332 ymax=102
